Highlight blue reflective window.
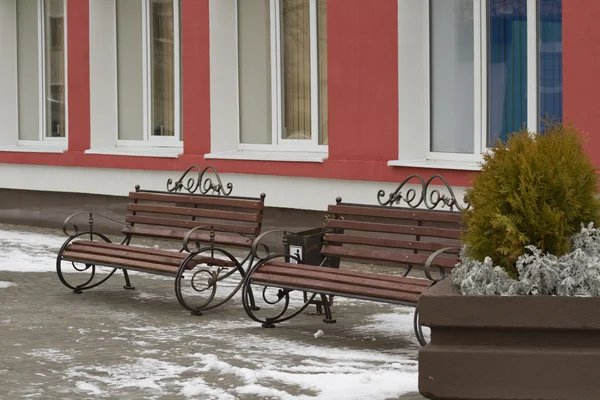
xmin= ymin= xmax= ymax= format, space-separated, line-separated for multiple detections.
xmin=488 ymin=0 xmax=528 ymax=145
xmin=487 ymin=0 xmax=562 ymax=145
xmin=538 ymin=0 xmax=562 ymax=130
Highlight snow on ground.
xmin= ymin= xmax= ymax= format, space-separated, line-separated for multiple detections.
xmin=0 ymin=281 xmax=16 ymax=288
xmin=60 ymin=318 xmax=419 ymax=399
xmin=356 ymin=312 xmax=431 ymax=339
xmin=0 ymin=229 xmax=65 ymax=272
xmin=1 ymin=227 xmax=423 ymax=399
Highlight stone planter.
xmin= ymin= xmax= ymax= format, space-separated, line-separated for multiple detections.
xmin=418 ymin=278 xmax=600 ymax=400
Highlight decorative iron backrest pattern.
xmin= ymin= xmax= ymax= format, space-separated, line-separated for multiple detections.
xmin=377 ymin=174 xmax=471 ymax=211
xmin=166 ymin=165 xmax=233 ymax=196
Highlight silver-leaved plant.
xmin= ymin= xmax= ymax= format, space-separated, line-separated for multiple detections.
xmin=453 ymin=223 xmax=600 ymax=296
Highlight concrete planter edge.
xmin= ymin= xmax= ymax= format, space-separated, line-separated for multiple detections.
xmin=418 ymin=277 xmax=600 ymax=400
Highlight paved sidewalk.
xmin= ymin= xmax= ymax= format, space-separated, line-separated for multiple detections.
xmin=0 ymin=224 xmax=427 ymax=399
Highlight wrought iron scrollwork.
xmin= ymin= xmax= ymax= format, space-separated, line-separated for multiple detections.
xmin=56 ymin=232 xmax=120 ymax=294
xmin=175 ymin=247 xmax=254 ymax=315
xmin=166 ymin=165 xmax=233 ymax=196
xmin=377 ymin=174 xmax=470 ymax=211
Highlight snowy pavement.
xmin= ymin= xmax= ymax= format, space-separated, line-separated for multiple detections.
xmin=0 ymin=224 xmax=426 ymax=399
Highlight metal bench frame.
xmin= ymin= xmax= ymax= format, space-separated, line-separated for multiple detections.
xmin=56 ymin=165 xmax=265 ymax=315
xmin=240 ymin=174 xmax=469 ymax=345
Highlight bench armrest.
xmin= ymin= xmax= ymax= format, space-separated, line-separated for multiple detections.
xmin=424 ymin=246 xmax=461 ymax=282
xmin=62 ymin=212 xmax=126 ymax=237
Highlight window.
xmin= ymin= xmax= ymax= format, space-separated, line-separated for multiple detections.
xmin=237 ymin=0 xmax=327 ymax=150
xmin=430 ymin=0 xmax=563 ymax=158
xmin=116 ymin=0 xmax=181 ymax=145
xmin=17 ymin=0 xmax=67 ymax=144
xmin=395 ymin=0 xmax=562 ymax=167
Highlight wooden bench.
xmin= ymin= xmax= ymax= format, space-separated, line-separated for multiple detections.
xmin=56 ymin=166 xmax=265 ymax=314
xmin=241 ymin=174 xmax=467 ymax=345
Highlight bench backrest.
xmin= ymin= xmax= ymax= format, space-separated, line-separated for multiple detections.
xmin=121 ymin=188 xmax=266 ymax=248
xmin=322 ymin=199 xmax=464 ymax=271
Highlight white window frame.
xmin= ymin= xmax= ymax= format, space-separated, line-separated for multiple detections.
xmin=16 ymin=0 xmax=68 ymax=148
xmin=116 ymin=0 xmax=182 ymax=148
xmin=237 ymin=0 xmax=327 ymax=153
xmin=393 ymin=0 xmax=540 ymax=169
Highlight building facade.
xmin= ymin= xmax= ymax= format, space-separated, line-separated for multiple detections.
xmin=0 ymin=0 xmax=593 ymax=211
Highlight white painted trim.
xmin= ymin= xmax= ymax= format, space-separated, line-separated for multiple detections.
xmin=84 ymin=146 xmax=182 ymax=158
xmin=172 ymin=0 xmax=181 ymax=140
xmin=0 ymin=145 xmax=67 ymax=154
xmin=397 ymin=0 xmax=428 ymax=163
xmin=0 ymin=0 xmax=19 ymax=148
xmin=205 ymin=150 xmax=328 ymax=163
xmin=269 ymin=0 xmax=281 ymax=145
xmin=480 ymin=0 xmax=488 ymax=152
xmin=527 ymin=0 xmax=538 ymax=133
xmin=0 ymin=164 xmax=469 ymax=212
xmin=309 ymin=0 xmax=319 ymax=148
xmin=388 ymin=159 xmax=482 ymax=171
xmin=238 ymin=143 xmax=328 ymax=153
xmin=37 ymin=0 xmax=46 ymax=142
xmin=141 ymin=0 xmax=151 ymax=142
xmin=474 ymin=0 xmax=484 ymax=153
xmin=62 ymin=0 xmax=69 ymax=141
xmin=423 ymin=0 xmax=431 ymax=158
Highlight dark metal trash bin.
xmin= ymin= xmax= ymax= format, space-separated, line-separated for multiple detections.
xmin=285 ymin=227 xmax=340 ymax=314
xmin=285 ymin=227 xmax=340 ymax=268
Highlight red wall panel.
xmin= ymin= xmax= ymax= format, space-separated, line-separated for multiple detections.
xmin=181 ymin=0 xmax=211 ymax=156
xmin=563 ymin=0 xmax=600 ymax=168
xmin=66 ymin=0 xmax=90 ymax=153
xmin=327 ymin=0 xmax=399 ymax=162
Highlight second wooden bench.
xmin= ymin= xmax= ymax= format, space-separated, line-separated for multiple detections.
xmin=241 ymin=174 xmax=467 ymax=345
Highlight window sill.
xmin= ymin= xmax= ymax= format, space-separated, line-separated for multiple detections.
xmin=0 ymin=145 xmax=67 ymax=154
xmin=205 ymin=150 xmax=328 ymax=163
xmin=388 ymin=159 xmax=482 ymax=171
xmin=84 ymin=146 xmax=183 ymax=159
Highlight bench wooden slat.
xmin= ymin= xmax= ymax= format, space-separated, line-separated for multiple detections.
xmin=68 ymin=241 xmax=235 ymax=268
xmin=62 ymin=251 xmax=179 ymax=275
xmin=325 ymin=219 xmax=462 ymax=239
xmin=328 ymin=204 xmax=463 ymax=224
xmin=321 ymin=245 xmax=458 ymax=269
xmin=267 ymin=261 xmax=431 ymax=287
xmin=323 ymin=233 xmax=460 ymax=253
xmin=250 ymin=272 xmax=422 ymax=304
xmin=125 ymin=215 xmax=259 ymax=236
xmin=258 ymin=264 xmax=429 ymax=294
xmin=129 ymin=191 xmax=264 ymax=210
xmin=70 ymin=240 xmax=186 ymax=258
xmin=127 ymin=203 xmax=262 ymax=223
xmin=122 ymin=226 xmax=254 ymax=248
xmin=68 ymin=243 xmax=183 ymax=266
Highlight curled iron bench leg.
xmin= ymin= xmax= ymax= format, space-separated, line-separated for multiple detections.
xmin=56 ymin=233 xmax=119 ymax=294
xmin=241 ymin=255 xmax=319 ymax=328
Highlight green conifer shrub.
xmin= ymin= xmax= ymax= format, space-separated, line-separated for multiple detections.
xmin=462 ymin=122 xmax=600 ymax=277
